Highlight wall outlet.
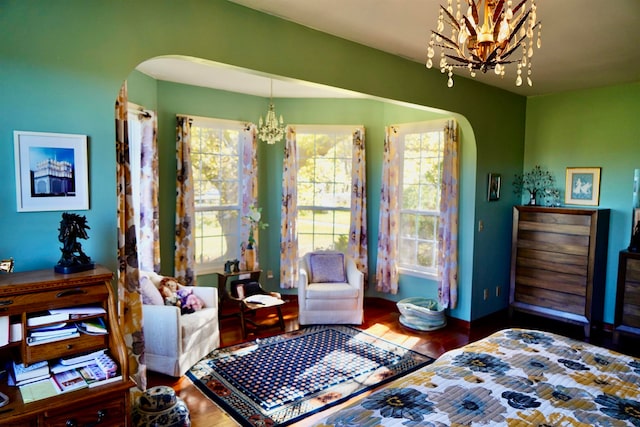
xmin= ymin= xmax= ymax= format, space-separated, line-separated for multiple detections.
xmin=478 ymin=220 xmax=484 ymax=232
xmin=496 ymin=286 xmax=501 ymax=297
xmin=267 ymin=270 xmax=274 ymax=279
xmin=483 ymin=288 xmax=489 ymax=300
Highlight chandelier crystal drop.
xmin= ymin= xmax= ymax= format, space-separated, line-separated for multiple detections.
xmin=426 ymin=0 xmax=541 ymax=88
xmin=258 ymin=80 xmax=285 ymax=144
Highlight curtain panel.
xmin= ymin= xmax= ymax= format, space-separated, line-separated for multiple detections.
xmin=115 ymin=82 xmax=146 ymax=390
xmin=240 ymin=124 xmax=258 ymax=268
xmin=375 ymin=126 xmax=400 ymax=294
xmin=138 ymin=112 xmax=160 ymax=273
xmin=280 ymin=126 xmax=299 ymax=289
xmin=438 ymin=120 xmax=459 ymax=309
xmin=348 ymin=127 xmax=368 ymax=281
xmin=175 ymin=116 xmax=197 ymax=286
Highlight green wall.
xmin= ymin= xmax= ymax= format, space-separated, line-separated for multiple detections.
xmin=128 ymin=71 xmax=480 ymax=317
xmin=0 ymin=0 xmax=528 ymax=323
xmin=524 ymin=82 xmax=640 ymax=324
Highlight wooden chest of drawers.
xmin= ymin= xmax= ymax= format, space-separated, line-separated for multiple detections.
xmin=509 ymin=206 xmax=610 ymax=337
xmin=614 ymin=250 xmax=640 ymax=341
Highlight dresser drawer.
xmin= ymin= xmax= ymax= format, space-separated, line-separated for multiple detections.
xmin=43 ymin=396 xmax=126 ymax=427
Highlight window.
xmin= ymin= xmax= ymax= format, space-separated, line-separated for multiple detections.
xmin=397 ymin=121 xmax=446 ymax=277
xmin=296 ymin=125 xmax=357 ymax=255
xmin=190 ymin=117 xmax=246 ymax=274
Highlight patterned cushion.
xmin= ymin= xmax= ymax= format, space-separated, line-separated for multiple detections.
xmin=309 ymin=252 xmax=346 ymax=283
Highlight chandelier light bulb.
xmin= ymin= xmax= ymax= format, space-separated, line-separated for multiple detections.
xmin=425 ymin=0 xmax=541 ymax=89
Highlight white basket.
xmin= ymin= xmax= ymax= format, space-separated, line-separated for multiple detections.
xmin=397 ymin=297 xmax=446 ymax=331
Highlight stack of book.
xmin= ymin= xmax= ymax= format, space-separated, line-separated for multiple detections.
xmin=26 ymin=324 xmax=79 ymax=346
xmin=11 ymin=360 xmax=51 ymax=387
xmin=51 ymin=349 xmax=121 ymax=389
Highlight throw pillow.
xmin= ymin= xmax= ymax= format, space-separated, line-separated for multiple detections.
xmin=140 ymin=275 xmax=163 ymax=305
xmin=309 ymin=252 xmax=346 ymax=283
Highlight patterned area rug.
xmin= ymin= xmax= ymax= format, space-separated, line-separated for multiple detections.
xmin=187 ymin=325 xmax=434 ymax=426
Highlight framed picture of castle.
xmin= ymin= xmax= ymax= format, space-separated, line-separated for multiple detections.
xmin=14 ymin=131 xmax=89 ymax=212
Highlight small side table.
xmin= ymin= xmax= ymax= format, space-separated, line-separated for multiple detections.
xmin=240 ymin=296 xmax=285 ymax=338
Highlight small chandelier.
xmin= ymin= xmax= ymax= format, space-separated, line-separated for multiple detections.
xmin=426 ymin=0 xmax=541 ymax=88
xmin=258 ymin=80 xmax=285 ymax=144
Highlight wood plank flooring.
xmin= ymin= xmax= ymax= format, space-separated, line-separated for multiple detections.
xmin=147 ymin=296 xmax=640 ymax=426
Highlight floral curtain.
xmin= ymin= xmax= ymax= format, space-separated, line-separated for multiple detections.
xmin=375 ymin=126 xmax=400 ymax=294
xmin=240 ymin=124 xmax=258 ymax=268
xmin=280 ymin=126 xmax=299 ymax=289
xmin=115 ymin=82 xmax=146 ymax=390
xmin=348 ymin=127 xmax=368 ymax=281
xmin=175 ymin=116 xmax=196 ymax=286
xmin=138 ymin=112 xmax=160 ymax=273
xmin=438 ymin=120 xmax=459 ymax=309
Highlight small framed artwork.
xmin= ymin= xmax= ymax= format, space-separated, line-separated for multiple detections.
xmin=14 ymin=131 xmax=89 ymax=212
xmin=488 ymin=173 xmax=501 ymax=201
xmin=565 ymin=167 xmax=601 ymax=206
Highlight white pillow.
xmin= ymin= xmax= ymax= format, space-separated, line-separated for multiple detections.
xmin=140 ymin=275 xmax=163 ymax=305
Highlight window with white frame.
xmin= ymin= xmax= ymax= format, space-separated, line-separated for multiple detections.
xmin=296 ymin=125 xmax=358 ymax=256
xmin=397 ymin=120 xmax=446 ymax=277
xmin=190 ymin=117 xmax=245 ymax=274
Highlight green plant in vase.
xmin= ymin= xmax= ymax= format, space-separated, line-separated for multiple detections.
xmin=243 ymin=206 xmax=268 ymax=270
xmin=513 ymin=165 xmax=556 ymax=206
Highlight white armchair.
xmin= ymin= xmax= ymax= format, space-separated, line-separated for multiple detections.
xmin=298 ymin=251 xmax=364 ymax=325
xmin=140 ymin=271 xmax=220 ymax=377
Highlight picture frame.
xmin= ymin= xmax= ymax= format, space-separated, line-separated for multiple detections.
xmin=488 ymin=173 xmax=501 ymax=201
xmin=564 ymin=167 xmax=601 ymax=206
xmin=14 ymin=131 xmax=89 ymax=212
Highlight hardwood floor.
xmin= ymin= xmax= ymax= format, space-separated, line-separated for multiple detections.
xmin=146 ymin=296 xmax=640 ymax=426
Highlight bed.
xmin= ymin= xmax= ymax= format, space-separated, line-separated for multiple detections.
xmin=313 ymin=328 xmax=640 ymax=426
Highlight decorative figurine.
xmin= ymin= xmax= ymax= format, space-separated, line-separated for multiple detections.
xmin=224 ymin=260 xmax=233 ymax=274
xmin=55 ymin=212 xmax=95 ymax=273
xmin=232 ymin=259 xmax=240 ymax=273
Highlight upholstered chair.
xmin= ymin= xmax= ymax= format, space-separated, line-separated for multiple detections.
xmin=298 ymin=251 xmax=364 ymax=325
xmin=140 ymin=271 xmax=220 ymax=377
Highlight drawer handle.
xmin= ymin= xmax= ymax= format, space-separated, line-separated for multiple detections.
xmin=65 ymin=419 xmax=77 ymax=427
xmin=56 ymin=289 xmax=87 ymax=298
xmin=85 ymin=409 xmax=107 ymax=427
xmin=0 ymin=300 xmax=13 ymax=307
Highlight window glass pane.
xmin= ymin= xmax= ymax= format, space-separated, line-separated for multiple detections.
xmin=191 ymin=119 xmax=243 ymax=269
xmin=296 ymin=128 xmax=355 ymax=254
xmin=398 ymin=122 xmax=445 ymax=275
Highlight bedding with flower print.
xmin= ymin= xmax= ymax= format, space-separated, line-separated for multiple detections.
xmin=313 ymin=328 xmax=640 ymax=426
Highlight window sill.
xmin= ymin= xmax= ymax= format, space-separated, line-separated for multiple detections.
xmin=398 ymin=267 xmax=439 ymax=282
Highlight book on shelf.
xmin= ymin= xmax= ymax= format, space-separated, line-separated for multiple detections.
xmin=26 ymin=311 xmax=69 ymax=327
xmin=52 ymin=369 xmax=88 ymax=393
xmin=0 ymin=316 xmax=8 ymax=346
xmin=10 ymin=322 xmax=22 ymax=342
xmin=49 ymin=307 xmax=106 ymax=319
xmin=77 ymin=363 xmax=107 ymax=384
xmin=29 ymin=324 xmax=78 ymax=338
xmin=19 ymin=377 xmax=59 ymax=403
xmin=15 ymin=372 xmax=51 ymax=387
xmin=59 ymin=348 xmax=106 ymax=366
xmin=77 ymin=318 xmax=107 ymax=335
xmin=12 ymin=360 xmax=49 ymax=383
xmin=88 ymin=374 xmax=123 ymax=388
xmin=26 ymin=331 xmax=80 ymax=346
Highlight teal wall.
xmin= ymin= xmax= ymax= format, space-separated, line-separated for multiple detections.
xmin=524 ymin=82 xmax=640 ymax=324
xmin=0 ymin=0 xmax=529 ymax=323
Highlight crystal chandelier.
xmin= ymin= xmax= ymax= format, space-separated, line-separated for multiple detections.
xmin=258 ymin=80 xmax=285 ymax=144
xmin=426 ymin=0 xmax=541 ymax=88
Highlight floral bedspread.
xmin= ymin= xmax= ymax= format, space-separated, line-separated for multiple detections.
xmin=313 ymin=328 xmax=640 ymax=426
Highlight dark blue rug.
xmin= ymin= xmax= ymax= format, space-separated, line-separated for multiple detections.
xmin=187 ymin=325 xmax=433 ymax=426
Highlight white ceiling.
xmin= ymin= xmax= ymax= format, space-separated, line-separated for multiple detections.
xmin=137 ymin=0 xmax=640 ymax=99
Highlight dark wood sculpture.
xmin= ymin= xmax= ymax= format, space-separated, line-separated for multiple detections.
xmin=55 ymin=212 xmax=95 ymax=273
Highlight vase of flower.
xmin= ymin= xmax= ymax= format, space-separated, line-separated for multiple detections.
xmin=245 ymin=244 xmax=256 ymax=271
xmin=243 ymin=206 xmax=268 ymax=271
